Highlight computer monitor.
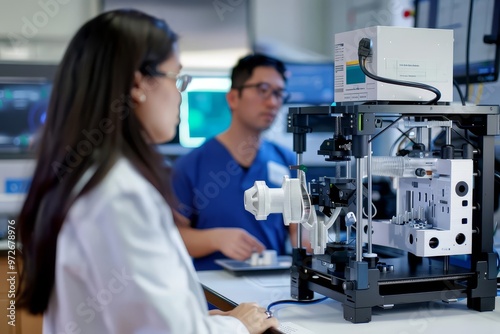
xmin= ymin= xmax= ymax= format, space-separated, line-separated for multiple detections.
xmin=0 ymin=82 xmax=51 ymax=148
xmin=178 ymin=76 xmax=232 ymax=148
xmin=415 ymin=0 xmax=500 ymax=84
xmin=0 ymin=63 xmax=57 ymax=154
xmin=285 ymin=62 xmax=335 ymax=105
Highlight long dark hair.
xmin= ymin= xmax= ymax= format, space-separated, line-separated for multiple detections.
xmin=17 ymin=9 xmax=178 ymax=314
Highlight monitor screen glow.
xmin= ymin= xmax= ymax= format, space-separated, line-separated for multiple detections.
xmin=0 ymin=82 xmax=51 ymax=151
xmin=285 ymin=62 xmax=335 ymax=105
xmin=178 ymin=77 xmax=232 ymax=148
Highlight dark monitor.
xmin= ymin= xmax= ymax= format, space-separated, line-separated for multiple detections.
xmin=284 ymin=62 xmax=334 ymax=105
xmin=0 ymin=63 xmax=57 ymax=154
xmin=415 ymin=0 xmax=500 ymax=84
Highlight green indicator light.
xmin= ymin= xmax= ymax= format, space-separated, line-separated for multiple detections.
xmin=358 ymin=113 xmax=364 ymax=131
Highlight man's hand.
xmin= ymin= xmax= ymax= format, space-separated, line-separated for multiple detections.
xmin=212 ymin=228 xmax=266 ymax=261
xmin=176 ymin=223 xmax=266 ymax=260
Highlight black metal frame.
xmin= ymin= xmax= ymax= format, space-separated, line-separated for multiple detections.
xmin=287 ymin=104 xmax=499 ymax=323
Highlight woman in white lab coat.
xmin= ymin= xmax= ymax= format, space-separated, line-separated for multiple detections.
xmin=16 ymin=9 xmax=278 ymax=334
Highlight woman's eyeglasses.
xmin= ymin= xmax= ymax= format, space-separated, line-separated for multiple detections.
xmin=154 ymin=71 xmax=192 ymax=92
xmin=235 ymin=82 xmax=290 ymax=103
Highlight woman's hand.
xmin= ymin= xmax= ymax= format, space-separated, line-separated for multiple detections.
xmin=227 ymin=302 xmax=279 ymax=334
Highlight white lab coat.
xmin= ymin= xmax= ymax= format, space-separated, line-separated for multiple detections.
xmin=43 ymin=158 xmax=248 ymax=334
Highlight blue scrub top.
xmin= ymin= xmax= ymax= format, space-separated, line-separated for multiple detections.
xmin=172 ymin=138 xmax=296 ymax=270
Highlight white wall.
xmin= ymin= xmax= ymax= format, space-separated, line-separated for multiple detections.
xmin=0 ymin=0 xmax=101 ymax=62
xmin=250 ymin=0 xmax=330 ymax=61
xmin=0 ymin=0 xmax=418 ymax=68
xmin=251 ymin=0 xmax=414 ymax=62
xmin=104 ymin=0 xmax=251 ymax=71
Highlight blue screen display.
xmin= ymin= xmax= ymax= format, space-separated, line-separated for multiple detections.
xmin=0 ymin=82 xmax=51 ymax=151
xmin=285 ymin=63 xmax=334 ymax=105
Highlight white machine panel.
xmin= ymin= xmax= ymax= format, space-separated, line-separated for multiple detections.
xmin=334 ymin=26 xmax=453 ymax=102
xmin=370 ymin=159 xmax=473 ymax=256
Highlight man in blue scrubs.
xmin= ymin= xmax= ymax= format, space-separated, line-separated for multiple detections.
xmin=172 ymin=54 xmax=297 ymax=271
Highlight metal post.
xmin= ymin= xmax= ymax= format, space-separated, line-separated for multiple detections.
xmin=367 ymin=139 xmax=373 ymax=254
xmin=416 ymin=126 xmax=423 ymax=145
xmin=356 ymin=157 xmax=363 ymax=262
xmin=297 ymin=153 xmax=303 ymax=249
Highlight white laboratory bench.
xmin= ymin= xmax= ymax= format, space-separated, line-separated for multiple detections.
xmin=198 ymin=270 xmax=500 ymax=334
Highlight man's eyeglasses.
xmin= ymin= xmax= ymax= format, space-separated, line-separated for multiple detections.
xmin=152 ymin=71 xmax=192 ymax=92
xmin=235 ymin=82 xmax=290 ymax=103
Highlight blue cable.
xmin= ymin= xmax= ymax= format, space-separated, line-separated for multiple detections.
xmin=266 ymin=297 xmax=328 ymax=313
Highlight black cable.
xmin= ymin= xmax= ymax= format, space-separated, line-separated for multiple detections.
xmin=450 ymin=127 xmax=480 ymax=151
xmin=453 ymin=79 xmax=466 ymax=106
xmin=395 ymin=126 xmax=417 ymax=145
xmin=389 ymin=127 xmax=416 ymax=156
xmin=369 ymin=115 xmax=404 ymax=143
xmin=266 ymin=297 xmax=328 ymax=313
xmin=359 ymin=56 xmax=441 ymax=105
xmin=358 ymin=38 xmax=441 ymax=105
xmin=464 ymin=0 xmax=474 ymax=102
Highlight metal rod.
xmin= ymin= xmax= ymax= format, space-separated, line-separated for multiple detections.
xmin=367 ymin=139 xmax=373 ymax=254
xmin=356 ymin=157 xmax=363 ymax=262
xmin=334 ymin=161 xmax=341 ymax=243
xmin=416 ymin=126 xmax=423 ymax=144
xmin=297 ymin=153 xmax=303 ymax=249
xmin=446 ymin=127 xmax=452 ymax=146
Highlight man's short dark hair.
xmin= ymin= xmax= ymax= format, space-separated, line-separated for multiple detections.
xmin=231 ymin=54 xmax=287 ymax=88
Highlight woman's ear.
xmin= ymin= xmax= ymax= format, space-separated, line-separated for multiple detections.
xmin=131 ymin=71 xmax=147 ymax=104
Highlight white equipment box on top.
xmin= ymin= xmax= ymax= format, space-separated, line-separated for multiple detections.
xmin=334 ymin=26 xmax=453 ymax=103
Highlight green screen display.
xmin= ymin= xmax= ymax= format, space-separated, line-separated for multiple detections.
xmin=186 ymin=91 xmax=231 ymax=139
